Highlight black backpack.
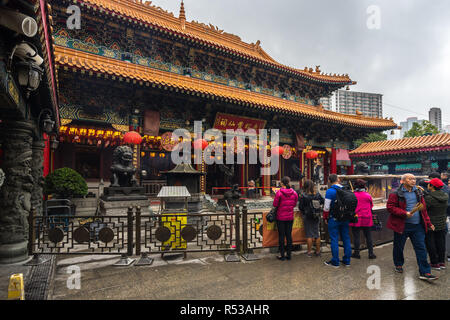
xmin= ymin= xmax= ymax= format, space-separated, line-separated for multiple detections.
xmin=334 ymin=188 xmax=358 ymax=222
xmin=301 ymin=193 xmax=323 ymax=220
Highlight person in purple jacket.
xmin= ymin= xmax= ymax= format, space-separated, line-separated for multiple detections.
xmin=349 ymin=179 xmax=377 ymax=259
xmin=273 ymin=176 xmax=299 ymax=261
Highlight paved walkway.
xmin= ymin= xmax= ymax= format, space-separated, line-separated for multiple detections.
xmin=48 ymin=241 xmax=449 ymax=300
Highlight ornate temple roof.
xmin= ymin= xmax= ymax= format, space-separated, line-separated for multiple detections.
xmin=68 ymin=0 xmax=354 ymax=85
xmin=350 ymin=133 xmax=450 ymax=157
xmin=54 ymin=46 xmax=396 ymax=129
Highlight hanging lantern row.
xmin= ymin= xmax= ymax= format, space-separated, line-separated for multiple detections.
xmin=59 ymin=126 xmax=124 ymax=147
xmin=141 ymin=151 xmax=167 ymax=158
xmin=59 ymin=127 xmax=299 ymax=158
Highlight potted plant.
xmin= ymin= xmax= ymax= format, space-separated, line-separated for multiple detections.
xmin=44 ymin=168 xmax=88 ymax=215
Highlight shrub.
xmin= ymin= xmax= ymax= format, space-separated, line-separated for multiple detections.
xmin=44 ymin=168 xmax=88 ymax=199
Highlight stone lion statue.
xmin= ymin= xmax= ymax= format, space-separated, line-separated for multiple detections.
xmin=355 ymin=161 xmax=370 ymax=175
xmin=110 ymin=146 xmax=138 ymax=187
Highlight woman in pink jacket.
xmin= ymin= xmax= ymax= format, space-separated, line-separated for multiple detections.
xmin=273 ymin=176 xmax=299 ymax=261
xmin=350 ymin=179 xmax=376 ymax=259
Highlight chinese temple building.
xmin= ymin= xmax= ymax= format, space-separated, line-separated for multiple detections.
xmin=350 ymin=133 xmax=450 ymax=175
xmin=0 ymin=0 xmax=59 ymax=263
xmin=49 ymin=0 xmax=396 ymax=196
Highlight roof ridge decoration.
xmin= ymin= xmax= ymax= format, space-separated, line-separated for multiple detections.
xmin=179 ymin=0 xmax=186 ymax=30
xmin=73 ymin=0 xmax=354 ymax=84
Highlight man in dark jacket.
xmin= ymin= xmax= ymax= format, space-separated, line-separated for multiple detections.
xmin=386 ymin=173 xmax=437 ymax=281
xmin=424 ymin=178 xmax=448 ymax=270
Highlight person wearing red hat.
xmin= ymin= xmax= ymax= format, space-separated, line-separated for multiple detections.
xmin=424 ymin=178 xmax=449 ymax=270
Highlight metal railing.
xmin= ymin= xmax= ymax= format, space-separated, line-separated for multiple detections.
xmin=28 ymin=204 xmax=392 ymax=266
xmin=27 ymin=207 xmax=135 ymax=266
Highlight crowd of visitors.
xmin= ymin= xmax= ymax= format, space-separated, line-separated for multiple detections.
xmin=271 ymin=171 xmax=449 ymax=282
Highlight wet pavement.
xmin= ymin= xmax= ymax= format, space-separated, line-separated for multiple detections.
xmin=49 ymin=241 xmax=448 ymax=300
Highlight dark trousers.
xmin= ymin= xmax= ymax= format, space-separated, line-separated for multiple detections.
xmin=425 ymin=229 xmax=447 ymax=264
xmin=393 ymin=223 xmax=430 ymax=275
xmin=352 ymin=227 xmax=374 ymax=255
xmin=277 ymin=220 xmax=293 ymax=257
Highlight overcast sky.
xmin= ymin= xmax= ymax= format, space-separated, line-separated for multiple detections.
xmin=147 ymin=0 xmax=450 ymax=128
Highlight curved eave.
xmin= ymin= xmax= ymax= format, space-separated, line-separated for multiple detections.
xmin=70 ymin=0 xmax=354 ymax=86
xmin=350 ymin=146 xmax=450 ymax=158
xmin=350 ymin=133 xmax=450 ymax=156
xmin=54 ymin=46 xmax=395 ymax=130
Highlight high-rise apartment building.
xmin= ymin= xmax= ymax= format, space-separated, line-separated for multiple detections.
xmin=429 ymin=108 xmax=442 ymax=132
xmin=319 ymin=96 xmax=333 ymax=111
xmin=335 ymin=90 xmax=383 ymax=118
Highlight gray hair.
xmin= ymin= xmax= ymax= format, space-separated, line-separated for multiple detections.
xmin=401 ymin=173 xmax=415 ymax=182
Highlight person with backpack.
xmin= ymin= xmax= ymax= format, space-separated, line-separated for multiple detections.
xmin=349 ymin=179 xmax=376 ymax=260
xmin=298 ymin=180 xmax=324 ymax=257
xmin=323 ymin=174 xmax=356 ymax=268
xmin=386 ymin=173 xmax=438 ymax=281
xmin=273 ymin=176 xmax=299 ymax=261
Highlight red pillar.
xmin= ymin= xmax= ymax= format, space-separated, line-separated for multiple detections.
xmin=43 ymin=133 xmax=50 ymax=177
xmin=348 ymin=159 xmax=354 ymax=175
xmin=330 ymin=148 xmax=337 ymax=174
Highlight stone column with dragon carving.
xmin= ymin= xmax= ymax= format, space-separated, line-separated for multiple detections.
xmin=31 ymin=140 xmax=46 ymax=216
xmin=0 ymin=120 xmax=34 ymax=264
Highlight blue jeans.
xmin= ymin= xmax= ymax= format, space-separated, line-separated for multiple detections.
xmin=328 ymin=218 xmax=352 ymax=266
xmin=393 ymin=223 xmax=430 ymax=275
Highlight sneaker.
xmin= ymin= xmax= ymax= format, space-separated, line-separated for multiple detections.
xmin=286 ymin=255 xmax=291 ymax=261
xmin=419 ymin=273 xmax=438 ymax=281
xmin=439 ymin=263 xmax=446 ymax=270
xmin=306 ymin=252 xmax=313 ymax=258
xmin=430 ymin=264 xmax=441 ymax=271
xmin=314 ymin=252 xmax=322 ymax=257
xmin=340 ymin=260 xmax=351 ymax=267
xmin=394 ymin=266 xmax=403 ymax=273
xmin=324 ymin=260 xmax=339 ymax=268
xmin=369 ymin=254 xmax=377 ymax=260
xmin=276 ymin=256 xmax=286 ymax=261
xmin=351 ymin=252 xmax=361 ymax=259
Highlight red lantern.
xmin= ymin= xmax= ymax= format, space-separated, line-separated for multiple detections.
xmin=123 ymin=131 xmax=142 ymax=145
xmin=193 ymin=139 xmax=208 ymax=150
xmin=305 ymin=151 xmax=318 ymax=159
xmin=271 ymin=146 xmax=284 ymax=155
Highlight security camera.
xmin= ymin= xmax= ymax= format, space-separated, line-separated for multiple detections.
xmin=14 ymin=42 xmax=43 ymax=66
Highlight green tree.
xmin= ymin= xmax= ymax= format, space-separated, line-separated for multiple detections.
xmin=403 ymin=120 xmax=439 ymax=138
xmin=354 ymin=132 xmax=387 ymax=148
